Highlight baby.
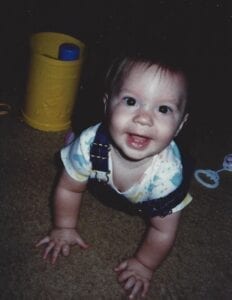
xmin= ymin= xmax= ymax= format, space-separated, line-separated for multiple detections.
xmin=37 ymin=52 xmax=193 ymax=299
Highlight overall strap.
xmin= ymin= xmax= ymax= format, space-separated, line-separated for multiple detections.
xmin=137 ymin=150 xmax=195 ymax=218
xmin=90 ymin=123 xmax=110 ymax=181
xmin=89 ymin=127 xmax=194 ymax=218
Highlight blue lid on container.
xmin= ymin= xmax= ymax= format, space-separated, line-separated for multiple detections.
xmin=58 ymin=43 xmax=80 ymax=61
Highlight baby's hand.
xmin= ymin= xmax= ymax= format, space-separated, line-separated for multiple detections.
xmin=114 ymin=257 xmax=153 ymax=299
xmin=36 ymin=228 xmax=89 ymax=264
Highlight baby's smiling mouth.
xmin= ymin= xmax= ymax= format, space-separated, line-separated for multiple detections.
xmin=127 ymin=133 xmax=151 ymax=149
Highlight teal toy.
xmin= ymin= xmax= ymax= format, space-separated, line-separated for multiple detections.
xmin=194 ymin=154 xmax=232 ymax=188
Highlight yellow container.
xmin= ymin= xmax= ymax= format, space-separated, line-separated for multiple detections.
xmin=22 ymin=32 xmax=86 ymax=131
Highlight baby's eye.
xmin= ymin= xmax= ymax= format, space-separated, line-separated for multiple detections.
xmin=123 ymin=97 xmax=137 ymax=106
xmin=158 ymin=105 xmax=172 ymax=114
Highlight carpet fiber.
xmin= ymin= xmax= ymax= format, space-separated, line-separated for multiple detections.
xmin=1 ymin=111 xmax=232 ymax=299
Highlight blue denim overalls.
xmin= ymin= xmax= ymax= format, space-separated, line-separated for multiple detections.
xmin=88 ymin=123 xmax=193 ymax=219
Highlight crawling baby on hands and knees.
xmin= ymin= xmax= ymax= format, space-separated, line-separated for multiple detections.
xmin=37 ymin=49 xmax=193 ymax=299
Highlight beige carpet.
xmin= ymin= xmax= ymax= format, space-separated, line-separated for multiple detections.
xmin=1 ymin=111 xmax=232 ymax=299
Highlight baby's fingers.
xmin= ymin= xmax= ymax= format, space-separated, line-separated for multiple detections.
xmin=51 ymin=244 xmax=63 ymax=264
xmin=117 ymin=270 xmax=134 ymax=283
xmin=43 ymin=241 xmax=55 ymax=260
xmin=140 ymin=280 xmax=150 ymax=298
xmin=75 ymin=235 xmax=89 ymax=249
xmin=124 ymin=276 xmax=136 ymax=290
xmin=129 ymin=280 xmax=143 ymax=299
xmin=114 ymin=260 xmax=128 ymax=273
xmin=36 ymin=236 xmax=57 ymax=261
xmin=35 ymin=236 xmax=50 ymax=248
xmin=62 ymin=244 xmax=70 ymax=257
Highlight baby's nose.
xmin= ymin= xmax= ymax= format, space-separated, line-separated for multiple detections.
xmin=133 ymin=107 xmax=153 ymax=126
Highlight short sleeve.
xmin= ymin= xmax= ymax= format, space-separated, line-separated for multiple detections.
xmin=60 ymin=124 xmax=100 ymax=182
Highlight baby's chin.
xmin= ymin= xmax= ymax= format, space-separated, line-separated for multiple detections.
xmin=118 ymin=147 xmax=156 ymax=163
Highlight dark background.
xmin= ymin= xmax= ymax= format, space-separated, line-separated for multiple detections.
xmin=0 ymin=2 xmax=231 ymax=299
xmin=0 ymin=0 xmax=231 ymax=131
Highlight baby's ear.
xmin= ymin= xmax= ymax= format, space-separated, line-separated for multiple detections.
xmin=103 ymin=94 xmax=109 ymax=114
xmin=175 ymin=113 xmax=189 ymax=137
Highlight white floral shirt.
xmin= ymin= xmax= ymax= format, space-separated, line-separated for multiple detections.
xmin=61 ymin=123 xmax=192 ymax=213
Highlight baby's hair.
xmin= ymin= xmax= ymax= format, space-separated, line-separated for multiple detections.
xmin=104 ymin=47 xmax=191 ymax=112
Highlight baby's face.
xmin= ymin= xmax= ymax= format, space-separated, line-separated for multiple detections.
xmin=106 ymin=63 xmax=188 ymax=161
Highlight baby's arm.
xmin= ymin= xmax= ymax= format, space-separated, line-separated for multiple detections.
xmin=36 ymin=169 xmax=89 ymax=263
xmin=115 ymin=211 xmax=181 ymax=299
